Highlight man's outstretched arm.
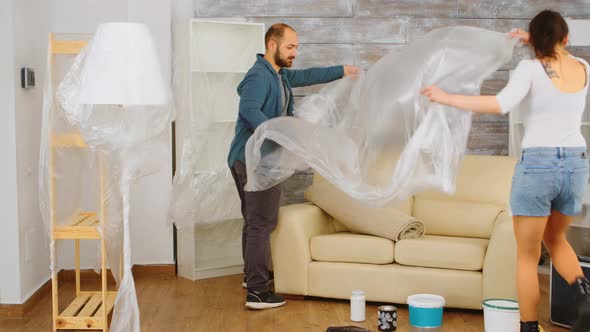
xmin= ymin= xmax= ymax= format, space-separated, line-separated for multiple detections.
xmin=283 ymin=65 xmax=358 ymax=87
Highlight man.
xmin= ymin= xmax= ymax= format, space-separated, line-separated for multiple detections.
xmin=228 ymin=23 xmax=358 ymax=310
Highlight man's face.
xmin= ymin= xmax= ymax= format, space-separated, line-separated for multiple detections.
xmin=273 ymin=29 xmax=299 ymax=68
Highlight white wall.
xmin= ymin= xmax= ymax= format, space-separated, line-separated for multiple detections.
xmin=51 ymin=0 xmax=130 ymax=34
xmin=0 ymin=0 xmax=174 ymax=305
xmin=127 ymin=0 xmax=174 ymax=265
xmin=13 ymin=0 xmax=52 ymax=304
xmin=0 ymin=0 xmax=23 ymax=305
xmin=49 ymin=0 xmax=174 ymax=266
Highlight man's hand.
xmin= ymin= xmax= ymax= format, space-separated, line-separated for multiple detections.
xmin=508 ymin=28 xmax=530 ymax=44
xmin=343 ymin=65 xmax=359 ymax=77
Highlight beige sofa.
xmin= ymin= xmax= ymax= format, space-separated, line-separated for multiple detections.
xmin=270 ymin=155 xmax=518 ymax=309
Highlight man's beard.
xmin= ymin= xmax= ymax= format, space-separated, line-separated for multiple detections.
xmin=274 ymin=49 xmax=294 ymax=68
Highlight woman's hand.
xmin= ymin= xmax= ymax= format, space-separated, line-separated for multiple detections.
xmin=509 ymin=28 xmax=530 ymax=44
xmin=421 ymin=85 xmax=451 ymax=105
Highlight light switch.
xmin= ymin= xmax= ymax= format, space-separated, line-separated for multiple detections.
xmin=20 ymin=67 xmax=35 ymax=89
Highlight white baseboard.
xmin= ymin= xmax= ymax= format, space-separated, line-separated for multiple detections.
xmin=194 ymin=264 xmax=243 ymax=280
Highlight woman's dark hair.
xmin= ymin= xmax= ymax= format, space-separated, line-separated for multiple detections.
xmin=529 ymin=10 xmax=569 ymax=60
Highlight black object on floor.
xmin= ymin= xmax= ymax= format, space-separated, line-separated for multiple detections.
xmin=550 ymin=257 xmax=590 ymax=328
xmin=520 ymin=320 xmax=540 ymax=332
xmin=325 ymin=327 xmax=371 ymax=332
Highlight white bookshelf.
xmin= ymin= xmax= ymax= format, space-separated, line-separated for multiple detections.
xmin=191 ymin=72 xmax=246 ymax=124
xmin=177 ymin=19 xmax=265 ymax=280
xmin=509 ymin=19 xmax=590 ymax=229
xmin=190 ymin=20 xmax=264 ymax=73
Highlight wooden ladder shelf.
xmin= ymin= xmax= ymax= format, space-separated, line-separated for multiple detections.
xmin=48 ymin=33 xmax=120 ymax=332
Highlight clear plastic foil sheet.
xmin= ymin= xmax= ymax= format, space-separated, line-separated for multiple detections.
xmin=245 ymin=26 xmax=517 ymax=206
xmin=40 ymin=26 xmax=173 ymax=332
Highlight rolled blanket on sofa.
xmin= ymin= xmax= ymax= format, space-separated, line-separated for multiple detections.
xmin=305 ymin=176 xmax=425 ymax=241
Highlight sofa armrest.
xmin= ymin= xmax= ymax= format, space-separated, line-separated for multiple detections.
xmin=270 ymin=203 xmax=335 ymax=295
xmin=482 ymin=210 xmax=517 ymax=301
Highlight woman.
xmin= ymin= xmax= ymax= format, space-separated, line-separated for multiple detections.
xmin=422 ymin=10 xmax=590 ymax=332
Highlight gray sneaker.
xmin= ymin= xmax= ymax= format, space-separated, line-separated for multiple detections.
xmin=245 ymin=290 xmax=286 ymax=310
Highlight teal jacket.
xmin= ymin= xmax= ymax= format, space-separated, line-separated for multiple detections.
xmin=227 ymin=54 xmax=344 ymax=168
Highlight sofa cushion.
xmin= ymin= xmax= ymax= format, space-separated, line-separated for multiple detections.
xmin=416 ymin=155 xmax=517 ymax=205
xmin=309 ymin=173 xmax=414 ymax=236
xmin=412 ymin=155 xmax=516 ymax=238
xmin=310 ymin=173 xmax=413 ymax=215
xmin=311 ymin=232 xmax=394 ymax=264
xmin=413 ymin=198 xmax=503 ymax=238
xmin=395 ymin=235 xmax=489 ymax=271
xmin=305 ymin=178 xmax=423 ymax=241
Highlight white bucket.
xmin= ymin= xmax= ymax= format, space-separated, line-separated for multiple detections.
xmin=482 ymin=299 xmax=520 ymax=332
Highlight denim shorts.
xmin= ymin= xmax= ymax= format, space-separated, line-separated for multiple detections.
xmin=510 ymin=147 xmax=590 ymax=217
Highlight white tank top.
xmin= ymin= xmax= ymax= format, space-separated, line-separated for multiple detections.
xmin=497 ymin=56 xmax=590 ymax=148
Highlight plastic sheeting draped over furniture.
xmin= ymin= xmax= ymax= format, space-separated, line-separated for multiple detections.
xmin=170 ymin=22 xmax=517 ymax=232
xmin=245 ymin=27 xmax=517 ymax=206
xmin=40 ymin=24 xmax=173 ymax=332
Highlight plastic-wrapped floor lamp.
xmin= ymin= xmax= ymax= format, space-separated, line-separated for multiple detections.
xmin=50 ymin=23 xmax=174 ymax=332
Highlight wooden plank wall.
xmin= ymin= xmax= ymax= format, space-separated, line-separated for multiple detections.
xmin=194 ymin=0 xmax=590 ymax=204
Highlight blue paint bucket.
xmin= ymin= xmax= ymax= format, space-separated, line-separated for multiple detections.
xmin=407 ymin=294 xmax=445 ymax=329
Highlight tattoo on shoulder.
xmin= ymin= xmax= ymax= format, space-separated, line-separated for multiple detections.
xmin=541 ymin=62 xmax=560 ymax=79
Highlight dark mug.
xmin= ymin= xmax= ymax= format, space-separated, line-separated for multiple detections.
xmin=378 ymin=305 xmax=397 ymax=331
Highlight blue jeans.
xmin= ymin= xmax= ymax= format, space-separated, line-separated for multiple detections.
xmin=510 ymin=147 xmax=589 ymax=216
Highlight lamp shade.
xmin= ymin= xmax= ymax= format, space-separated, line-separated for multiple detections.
xmin=77 ymin=22 xmax=168 ymax=105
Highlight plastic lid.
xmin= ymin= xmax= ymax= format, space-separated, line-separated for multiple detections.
xmin=482 ymin=299 xmax=519 ymax=311
xmin=407 ymin=294 xmax=445 ymax=308
xmin=352 ymin=290 xmax=365 ymax=296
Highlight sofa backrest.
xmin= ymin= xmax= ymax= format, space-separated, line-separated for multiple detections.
xmin=413 ymin=155 xmax=516 ymax=238
xmin=307 ymin=155 xmax=516 ymax=238
xmin=310 ymin=171 xmax=414 ymax=232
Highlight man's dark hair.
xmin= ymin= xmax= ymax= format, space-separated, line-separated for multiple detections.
xmin=264 ymin=23 xmax=295 ymax=49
